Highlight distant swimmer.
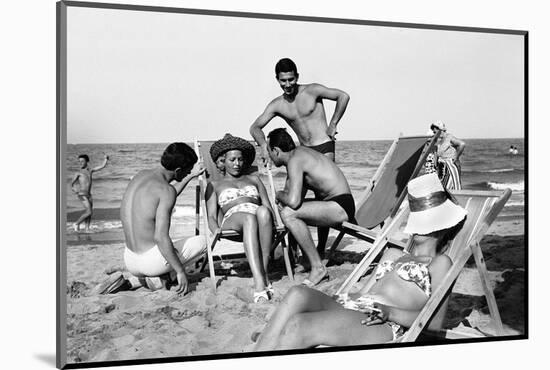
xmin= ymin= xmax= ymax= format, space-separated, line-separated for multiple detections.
xmin=512 ymin=146 xmax=519 ymax=155
xmin=71 ymin=153 xmax=109 ymax=232
xmin=509 ymin=145 xmax=515 ymax=155
xmin=96 ymin=143 xmax=209 ymax=296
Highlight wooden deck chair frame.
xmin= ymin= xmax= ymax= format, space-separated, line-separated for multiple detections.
xmin=399 ymin=188 xmax=512 ymax=341
xmin=193 ymin=139 xmax=294 ymax=290
xmin=328 ymin=132 xmax=441 ymax=263
xmin=336 ymin=188 xmax=512 ymax=342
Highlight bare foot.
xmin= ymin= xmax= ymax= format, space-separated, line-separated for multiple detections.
xmin=302 ymin=265 xmax=329 ymax=287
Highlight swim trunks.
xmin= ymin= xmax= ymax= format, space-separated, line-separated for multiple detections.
xmin=374 ymin=259 xmax=432 ymax=296
xmin=218 ymin=185 xmax=260 ymax=224
xmin=325 ymin=193 xmax=356 ymax=224
xmin=78 ymin=193 xmax=92 ymax=203
xmin=305 ymin=140 xmax=335 ymax=155
xmin=124 ymin=235 xmax=206 ymax=277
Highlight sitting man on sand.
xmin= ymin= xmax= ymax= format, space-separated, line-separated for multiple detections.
xmin=267 ymin=128 xmax=356 ymax=287
xmin=98 ymin=143 xmax=206 ymax=295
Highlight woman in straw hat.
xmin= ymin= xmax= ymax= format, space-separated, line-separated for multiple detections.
xmin=207 ymin=134 xmax=276 ymax=303
xmin=253 ymin=172 xmax=467 ymax=349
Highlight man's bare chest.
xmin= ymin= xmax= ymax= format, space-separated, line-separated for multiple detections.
xmin=279 ymin=95 xmax=320 ymax=120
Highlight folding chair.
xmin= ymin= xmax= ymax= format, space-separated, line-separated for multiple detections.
xmin=327 ymin=132 xmax=441 ymax=264
xmin=399 ymin=188 xmax=512 ymax=341
xmin=194 ymin=139 xmax=294 ymax=290
xmin=335 ymin=188 xmax=511 ymax=341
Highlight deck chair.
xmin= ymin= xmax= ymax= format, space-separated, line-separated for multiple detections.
xmin=338 ymin=188 xmax=512 ymax=341
xmin=327 ymin=132 xmax=440 ymax=262
xmin=194 ymin=140 xmax=294 ymax=290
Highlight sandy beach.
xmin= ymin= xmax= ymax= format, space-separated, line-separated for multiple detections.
xmin=64 ymin=215 xmax=525 ymax=365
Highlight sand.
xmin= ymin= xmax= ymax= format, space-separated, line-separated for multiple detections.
xmin=65 ymin=218 xmax=525 ymax=364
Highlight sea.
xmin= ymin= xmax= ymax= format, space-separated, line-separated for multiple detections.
xmin=65 ymin=139 xmax=525 ymax=244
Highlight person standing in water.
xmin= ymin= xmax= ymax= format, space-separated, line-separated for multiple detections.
xmin=71 ymin=153 xmax=109 ymax=232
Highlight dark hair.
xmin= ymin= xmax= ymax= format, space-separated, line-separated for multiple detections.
xmin=433 ymin=217 xmax=466 ymax=254
xmin=160 ymin=142 xmax=198 ymax=171
xmin=78 ymin=154 xmax=90 ymax=162
xmin=267 ymin=128 xmax=296 ymax=152
xmin=275 ymin=58 xmax=298 ymax=76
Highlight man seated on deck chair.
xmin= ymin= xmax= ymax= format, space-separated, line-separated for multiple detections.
xmin=267 ymin=128 xmax=356 ymax=287
xmin=96 ymin=143 xmax=207 ymax=295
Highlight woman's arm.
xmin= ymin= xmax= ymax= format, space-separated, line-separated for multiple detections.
xmin=205 ymin=182 xmax=220 ymax=234
xmin=450 ymin=135 xmax=466 ymax=160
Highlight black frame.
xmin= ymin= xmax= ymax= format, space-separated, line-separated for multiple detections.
xmin=56 ymin=1 xmax=528 ymax=368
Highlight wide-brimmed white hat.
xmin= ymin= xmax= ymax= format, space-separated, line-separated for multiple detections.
xmin=403 ymin=173 xmax=467 ymax=235
xmin=430 ymin=120 xmax=447 ymax=132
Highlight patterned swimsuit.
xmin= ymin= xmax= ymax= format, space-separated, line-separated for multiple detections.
xmin=218 ymin=185 xmax=260 ymax=225
xmin=374 ymin=258 xmax=432 ymax=296
xmin=337 ymin=257 xmax=433 ymax=341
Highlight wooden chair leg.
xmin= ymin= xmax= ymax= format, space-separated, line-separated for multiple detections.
xmin=327 ymin=230 xmax=345 ymax=261
xmin=205 ymin=233 xmax=221 ymax=291
xmin=471 ymin=241 xmax=504 ymax=335
xmin=281 ymin=237 xmax=294 ymax=281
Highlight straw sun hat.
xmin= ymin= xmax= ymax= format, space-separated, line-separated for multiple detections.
xmin=403 ymin=173 xmax=467 ymax=235
xmin=209 ymin=134 xmax=256 ymax=166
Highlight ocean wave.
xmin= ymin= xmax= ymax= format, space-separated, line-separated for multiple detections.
xmin=505 ymin=200 xmax=525 ymax=207
xmin=172 ymin=205 xmax=198 ymax=218
xmin=466 ymin=181 xmax=525 ymax=193
xmin=488 ymin=181 xmax=524 ymax=192
xmin=66 ymin=220 xmax=122 ymax=232
xmin=487 ymin=168 xmax=515 ymax=173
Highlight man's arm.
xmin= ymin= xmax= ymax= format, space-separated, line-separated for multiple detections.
xmin=275 ymin=157 xmax=304 ymax=210
xmin=450 ymin=135 xmax=466 ymax=160
xmin=250 ymin=102 xmax=278 ymax=161
xmin=171 ymin=162 xmax=205 ymax=196
xmin=309 ymin=84 xmax=350 ymax=139
xmin=91 ymin=153 xmax=109 ymax=172
xmin=70 ymin=173 xmax=80 ymax=192
xmin=252 ymin=175 xmax=275 ymax=216
xmin=154 ymin=187 xmax=188 ymax=294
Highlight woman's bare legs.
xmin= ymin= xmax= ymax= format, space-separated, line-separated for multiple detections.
xmin=256 ymin=206 xmax=274 ymax=275
xmin=254 ymin=285 xmax=342 ymax=350
xmin=254 ymin=286 xmax=393 ymax=351
xmin=223 ymin=213 xmax=267 ymax=292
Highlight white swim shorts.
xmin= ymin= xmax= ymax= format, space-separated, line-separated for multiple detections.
xmin=124 ymin=235 xmax=207 ymax=277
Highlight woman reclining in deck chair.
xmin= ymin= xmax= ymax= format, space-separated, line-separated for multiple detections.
xmin=253 ymin=172 xmax=467 ymax=349
xmin=206 ymin=134 xmax=276 ymax=303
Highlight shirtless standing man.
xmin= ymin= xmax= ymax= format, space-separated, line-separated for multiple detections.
xmin=250 ymin=58 xmax=350 ymax=259
xmin=71 ymin=153 xmax=109 ymax=232
xmin=267 ymin=128 xmax=356 ymax=287
xmin=115 ymin=142 xmax=206 ymax=295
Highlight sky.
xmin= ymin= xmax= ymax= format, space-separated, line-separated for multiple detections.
xmin=66 ymin=6 xmax=525 ymax=144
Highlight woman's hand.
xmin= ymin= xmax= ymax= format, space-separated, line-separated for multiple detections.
xmin=361 ymin=303 xmax=389 ymax=326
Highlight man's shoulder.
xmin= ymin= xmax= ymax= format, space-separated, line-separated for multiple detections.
xmin=290 ymin=147 xmax=315 ymax=164
xmin=267 ymin=95 xmax=285 ymax=109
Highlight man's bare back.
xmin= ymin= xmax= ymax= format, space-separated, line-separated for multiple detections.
xmin=289 ymin=146 xmax=351 ymax=200
xmin=120 ymin=169 xmax=175 ymax=254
